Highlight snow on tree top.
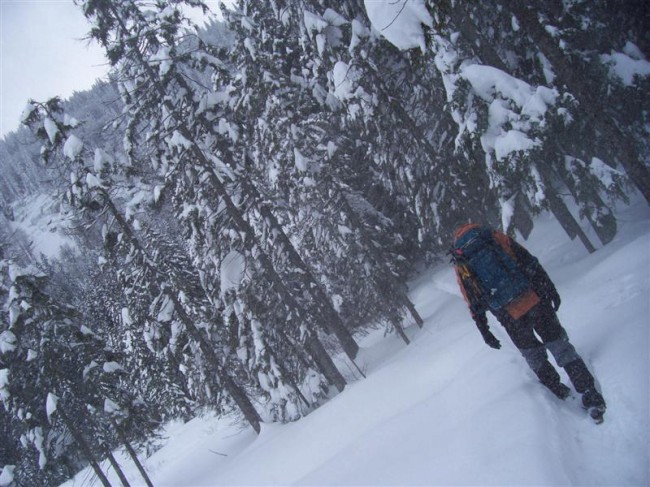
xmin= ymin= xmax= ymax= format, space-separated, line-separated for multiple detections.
xmin=103 ymin=361 xmax=124 ymax=373
xmin=0 ymin=368 xmax=9 ymax=390
xmin=150 ymin=46 xmax=173 ymax=76
xmin=332 ymin=61 xmax=359 ymax=101
xmin=85 ymin=172 xmax=103 ymax=189
xmin=220 ymin=250 xmax=246 ymax=296
xmin=94 ymin=148 xmax=114 ymax=173
xmin=43 ymin=118 xmax=59 ymax=144
xmin=46 ymin=392 xmax=58 ymax=420
xmin=600 ymin=43 xmax=650 ymax=86
xmin=460 ymin=64 xmax=557 ymax=116
xmin=169 ymin=130 xmax=193 ymax=150
xmin=364 ymin=0 xmax=432 ymax=52
xmin=0 ymin=465 xmax=15 ymax=487
xmin=20 ymin=103 xmax=36 ymax=124
xmin=0 ymin=331 xmax=17 ymax=354
xmin=104 ymin=397 xmax=121 ymax=414
xmin=63 ymin=134 xmax=84 ymax=160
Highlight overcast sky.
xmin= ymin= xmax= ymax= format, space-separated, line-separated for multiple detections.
xmin=0 ymin=0 xmax=108 ymax=137
xmin=0 ymin=0 xmax=225 ymax=139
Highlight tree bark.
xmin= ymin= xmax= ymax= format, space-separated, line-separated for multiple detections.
xmin=251 ymin=198 xmax=360 ymax=360
xmin=170 ymin=292 xmax=264 ymax=434
xmin=536 ymin=164 xmax=597 ymax=253
xmin=186 ymin=163 xmax=347 ymax=393
xmin=105 ymin=450 xmax=131 ymax=487
xmin=338 ymin=189 xmax=423 ymax=328
xmin=546 ymin=191 xmax=596 ymax=253
xmin=303 ymin=333 xmax=347 ymax=392
xmin=111 ymin=419 xmax=154 ymax=487
xmin=59 ymin=409 xmax=112 ymax=487
xmin=392 ymin=319 xmax=411 ymax=345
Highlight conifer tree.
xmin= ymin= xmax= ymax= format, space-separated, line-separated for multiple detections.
xmin=220 ymin=1 xmax=424 ymax=347
xmin=76 ymin=0 xmax=351 ymax=397
xmin=1 ymin=261 xmax=113 ymax=486
xmin=23 ymin=97 xmax=264 ymax=431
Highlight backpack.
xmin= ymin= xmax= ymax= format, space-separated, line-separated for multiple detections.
xmin=451 ymin=226 xmax=530 ymax=312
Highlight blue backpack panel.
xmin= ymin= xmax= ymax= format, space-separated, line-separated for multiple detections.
xmin=453 ymin=227 xmax=530 ymax=311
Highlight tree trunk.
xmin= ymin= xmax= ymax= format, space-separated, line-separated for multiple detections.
xmin=392 ymin=318 xmax=411 ymax=345
xmin=563 ymin=178 xmax=617 ymax=246
xmin=252 ymin=199 xmax=360 ymax=360
xmin=537 ymin=162 xmax=598 ymax=254
xmin=273 ymin=354 xmax=312 ymax=408
xmin=59 ymin=409 xmax=112 ymax=487
xmin=512 ymin=193 xmax=534 ymax=240
xmin=448 ymin=3 xmax=512 ymax=73
xmin=170 ymin=292 xmax=264 ymax=434
xmin=303 ymin=332 xmax=347 ymax=392
xmin=102 ymin=197 xmax=264 ymax=434
xmin=338 ymin=189 xmax=423 ymax=328
xmin=187 ymin=163 xmax=348 ymax=392
xmin=546 ymin=191 xmax=596 ymax=253
xmin=111 ymin=419 xmax=154 ymax=487
xmin=105 ymin=450 xmax=131 ymax=487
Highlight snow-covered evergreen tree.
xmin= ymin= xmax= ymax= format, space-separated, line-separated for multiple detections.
xmin=362 ymin=0 xmax=640 ymax=248
xmin=78 ymin=0 xmax=352 ymax=404
xmin=22 ymin=95 xmax=264 ymax=431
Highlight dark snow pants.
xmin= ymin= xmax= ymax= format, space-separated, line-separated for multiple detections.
xmin=499 ymin=302 xmax=596 ymax=395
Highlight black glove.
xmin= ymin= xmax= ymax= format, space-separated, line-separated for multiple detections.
xmin=481 ymin=328 xmax=502 ymax=349
xmin=474 ymin=314 xmax=501 ymax=350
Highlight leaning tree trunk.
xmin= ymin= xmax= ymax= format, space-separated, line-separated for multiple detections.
xmin=104 ymin=197 xmax=264 ymax=434
xmin=337 ymin=187 xmax=424 ymax=328
xmin=170 ymin=291 xmax=264 ymax=434
xmin=248 ymin=194 xmax=360 ymax=360
xmin=536 ymin=162 xmax=597 ymax=253
xmin=455 ymin=3 xmax=625 ymax=245
xmin=111 ymin=418 xmax=154 ymax=487
xmin=59 ymin=408 xmax=112 ymax=487
xmin=188 ymin=162 xmax=348 ymax=393
xmin=104 ymin=450 xmax=131 ymax=487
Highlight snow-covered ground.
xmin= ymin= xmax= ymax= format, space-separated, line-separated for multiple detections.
xmin=59 ymin=196 xmax=649 ymax=486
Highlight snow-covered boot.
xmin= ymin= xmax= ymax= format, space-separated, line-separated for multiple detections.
xmin=564 ymin=359 xmax=606 ymax=422
xmin=582 ymin=388 xmax=606 ymax=424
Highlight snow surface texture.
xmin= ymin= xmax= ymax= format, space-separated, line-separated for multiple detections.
xmin=60 ymin=197 xmax=650 ymax=486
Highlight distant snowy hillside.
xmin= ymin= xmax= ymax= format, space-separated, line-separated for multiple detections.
xmin=60 ymin=197 xmax=649 ymax=486
xmin=5 ymin=193 xmax=76 ymax=261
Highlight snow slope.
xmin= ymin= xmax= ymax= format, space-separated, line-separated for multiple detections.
xmin=61 ymin=198 xmax=649 ymax=486
xmin=6 ymin=193 xmax=76 ymax=260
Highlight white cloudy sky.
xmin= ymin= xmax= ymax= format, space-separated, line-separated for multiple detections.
xmin=0 ymin=0 xmax=225 ymax=138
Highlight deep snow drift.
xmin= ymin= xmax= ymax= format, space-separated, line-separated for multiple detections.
xmin=55 ymin=197 xmax=649 ymax=486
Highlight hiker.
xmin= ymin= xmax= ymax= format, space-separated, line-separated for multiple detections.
xmin=451 ymin=223 xmax=607 ymax=422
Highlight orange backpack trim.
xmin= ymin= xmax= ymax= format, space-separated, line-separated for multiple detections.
xmin=505 ymin=289 xmax=540 ymax=319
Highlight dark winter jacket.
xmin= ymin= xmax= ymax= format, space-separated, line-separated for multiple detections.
xmin=453 ymin=224 xmax=559 ymax=323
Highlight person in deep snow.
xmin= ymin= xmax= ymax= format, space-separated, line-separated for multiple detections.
xmin=451 ymin=223 xmax=607 ymax=422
